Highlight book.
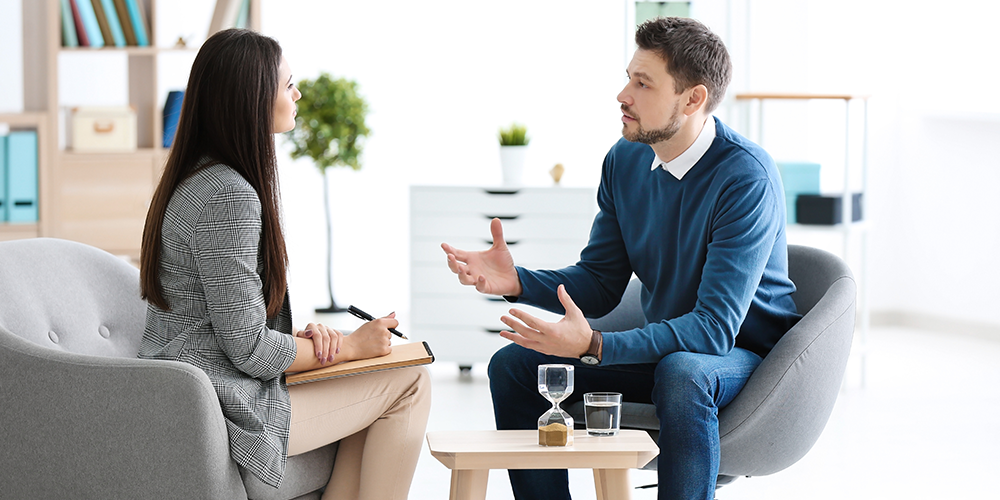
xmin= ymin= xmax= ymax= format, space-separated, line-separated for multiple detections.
xmin=60 ymin=0 xmax=78 ymax=47
xmin=235 ymin=0 xmax=250 ymax=29
xmin=97 ymin=0 xmax=126 ymax=47
xmin=0 ymin=134 xmax=7 ymax=222
xmin=112 ymin=0 xmax=136 ymax=46
xmin=6 ymin=131 xmax=39 ymax=223
xmin=208 ymin=0 xmax=242 ymax=36
xmin=90 ymin=0 xmax=113 ymax=47
xmin=162 ymin=90 xmax=184 ymax=147
xmin=69 ymin=0 xmax=90 ymax=47
xmin=123 ymin=0 xmax=148 ymax=46
xmin=286 ymin=341 xmax=435 ymax=386
xmin=75 ymin=0 xmax=105 ymax=48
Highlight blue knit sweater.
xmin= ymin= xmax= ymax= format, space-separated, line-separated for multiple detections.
xmin=514 ymin=118 xmax=800 ymax=364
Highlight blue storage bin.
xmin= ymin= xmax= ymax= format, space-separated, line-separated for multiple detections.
xmin=776 ymin=161 xmax=821 ymax=224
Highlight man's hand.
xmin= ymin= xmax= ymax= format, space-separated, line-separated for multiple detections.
xmin=442 ymin=218 xmax=522 ymax=296
xmin=499 ymin=284 xmax=592 ymax=358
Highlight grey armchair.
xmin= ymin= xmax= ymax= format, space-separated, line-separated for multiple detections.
xmin=0 ymin=238 xmax=336 ymax=500
xmin=570 ymin=244 xmax=856 ymax=487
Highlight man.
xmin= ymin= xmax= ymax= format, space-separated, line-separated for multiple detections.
xmin=441 ymin=17 xmax=800 ymax=500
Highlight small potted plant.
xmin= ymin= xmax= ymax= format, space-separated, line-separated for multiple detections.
xmin=286 ymin=73 xmax=370 ymax=313
xmin=498 ymin=122 xmax=530 ymax=186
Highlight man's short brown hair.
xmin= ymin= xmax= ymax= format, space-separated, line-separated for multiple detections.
xmin=635 ymin=17 xmax=732 ymax=113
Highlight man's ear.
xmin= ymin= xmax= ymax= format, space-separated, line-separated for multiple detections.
xmin=683 ymin=84 xmax=709 ymax=116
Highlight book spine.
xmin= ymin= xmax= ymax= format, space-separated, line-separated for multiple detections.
xmin=90 ymin=0 xmax=113 ymax=46
xmin=99 ymin=0 xmax=126 ymax=47
xmin=75 ymin=0 xmax=105 ymax=48
xmin=69 ymin=0 xmax=90 ymax=47
xmin=6 ymin=131 xmax=39 ymax=223
xmin=235 ymin=0 xmax=250 ymax=29
xmin=60 ymin=0 xmax=79 ymax=47
xmin=124 ymin=0 xmax=148 ymax=46
xmin=112 ymin=0 xmax=136 ymax=46
xmin=0 ymin=134 xmax=7 ymax=222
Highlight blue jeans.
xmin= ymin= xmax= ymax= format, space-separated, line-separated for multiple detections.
xmin=488 ymin=344 xmax=762 ymax=500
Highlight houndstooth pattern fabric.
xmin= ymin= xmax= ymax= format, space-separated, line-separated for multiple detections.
xmin=139 ymin=161 xmax=297 ymax=488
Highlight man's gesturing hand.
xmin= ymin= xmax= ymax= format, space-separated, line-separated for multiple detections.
xmin=441 ymin=218 xmax=522 ymax=297
xmin=498 ymin=284 xmax=592 ymax=359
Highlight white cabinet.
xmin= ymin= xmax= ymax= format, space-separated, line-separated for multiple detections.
xmin=410 ymin=185 xmax=598 ymax=369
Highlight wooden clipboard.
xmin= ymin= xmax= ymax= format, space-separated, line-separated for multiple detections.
xmin=286 ymin=341 xmax=434 ymax=386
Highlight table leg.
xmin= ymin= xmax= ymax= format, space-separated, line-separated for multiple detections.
xmin=593 ymin=468 xmax=631 ymax=500
xmin=449 ymin=469 xmax=489 ymax=500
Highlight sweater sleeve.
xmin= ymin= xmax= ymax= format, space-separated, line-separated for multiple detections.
xmin=191 ymin=183 xmax=297 ymax=380
xmin=601 ymin=178 xmax=781 ymax=364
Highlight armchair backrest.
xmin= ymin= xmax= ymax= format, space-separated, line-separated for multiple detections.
xmin=0 ymin=238 xmax=146 ymax=358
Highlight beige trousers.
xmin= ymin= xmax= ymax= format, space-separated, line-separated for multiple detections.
xmin=287 ymin=366 xmax=431 ymax=500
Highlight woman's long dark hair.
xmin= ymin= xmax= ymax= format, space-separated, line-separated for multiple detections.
xmin=140 ymin=29 xmax=288 ymax=317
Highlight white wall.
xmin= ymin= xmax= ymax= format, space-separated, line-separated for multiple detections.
xmin=14 ymin=0 xmax=1000 ymax=332
xmin=0 ymin=0 xmax=24 ymax=112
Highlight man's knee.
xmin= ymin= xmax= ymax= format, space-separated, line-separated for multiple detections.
xmin=653 ymin=351 xmax=718 ymax=407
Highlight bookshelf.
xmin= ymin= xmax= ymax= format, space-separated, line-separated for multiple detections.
xmin=37 ymin=0 xmax=260 ymax=259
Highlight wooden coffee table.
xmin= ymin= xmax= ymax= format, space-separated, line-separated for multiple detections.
xmin=426 ymin=429 xmax=658 ymax=500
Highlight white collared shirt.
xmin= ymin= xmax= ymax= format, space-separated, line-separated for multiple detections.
xmin=650 ymin=116 xmax=716 ymax=180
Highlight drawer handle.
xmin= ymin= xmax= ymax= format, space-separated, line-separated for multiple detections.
xmin=484 ymin=329 xmax=505 ymax=335
xmin=484 ymin=239 xmax=519 ymax=245
xmin=485 ymin=297 xmax=506 ymax=302
xmin=484 ymin=189 xmax=520 ymax=195
xmin=484 ymin=215 xmax=520 ymax=221
xmin=93 ymin=121 xmax=115 ymax=134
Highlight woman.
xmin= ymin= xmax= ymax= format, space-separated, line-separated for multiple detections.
xmin=138 ymin=29 xmax=430 ymax=500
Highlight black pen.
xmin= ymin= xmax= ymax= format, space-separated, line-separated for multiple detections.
xmin=347 ymin=305 xmax=408 ymax=340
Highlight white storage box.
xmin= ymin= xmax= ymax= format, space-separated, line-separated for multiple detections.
xmin=72 ymin=106 xmax=137 ymax=152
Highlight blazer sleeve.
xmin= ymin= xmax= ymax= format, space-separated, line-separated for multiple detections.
xmin=191 ymin=182 xmax=297 ymax=380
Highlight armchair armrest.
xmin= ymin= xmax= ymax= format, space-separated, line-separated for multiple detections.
xmin=0 ymin=328 xmax=247 ymax=499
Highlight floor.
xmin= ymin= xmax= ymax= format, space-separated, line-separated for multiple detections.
xmin=391 ymin=324 xmax=1000 ymax=499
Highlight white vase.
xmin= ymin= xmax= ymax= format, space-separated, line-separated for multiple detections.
xmin=499 ymin=145 xmax=528 ymax=186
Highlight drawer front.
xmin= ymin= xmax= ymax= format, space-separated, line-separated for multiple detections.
xmin=411 ymin=213 xmax=592 ymax=240
xmin=411 ymin=238 xmax=585 ymax=267
xmin=409 ymin=326 xmax=513 ymax=365
xmin=412 ymin=296 xmax=562 ymax=330
xmin=411 ymin=186 xmax=596 ymax=216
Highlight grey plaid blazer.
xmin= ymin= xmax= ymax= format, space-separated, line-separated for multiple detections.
xmin=139 ymin=161 xmax=297 ymax=488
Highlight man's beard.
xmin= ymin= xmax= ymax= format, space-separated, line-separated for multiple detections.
xmin=622 ymin=102 xmax=681 ymax=145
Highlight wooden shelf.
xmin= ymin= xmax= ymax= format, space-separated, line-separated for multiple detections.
xmin=58 ymin=46 xmax=197 ymax=56
xmin=736 ymin=93 xmax=870 ymax=101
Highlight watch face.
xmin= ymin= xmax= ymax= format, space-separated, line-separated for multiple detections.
xmin=580 ymin=355 xmax=599 ymax=365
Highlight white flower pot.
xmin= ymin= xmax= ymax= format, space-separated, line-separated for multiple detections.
xmin=499 ymin=145 xmax=528 ymax=186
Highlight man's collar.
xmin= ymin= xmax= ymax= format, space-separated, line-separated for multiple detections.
xmin=650 ymin=116 xmax=716 ymax=180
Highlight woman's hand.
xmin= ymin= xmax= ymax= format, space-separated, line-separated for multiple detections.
xmin=340 ymin=312 xmax=395 ymax=362
xmin=295 ymin=322 xmax=344 ymax=365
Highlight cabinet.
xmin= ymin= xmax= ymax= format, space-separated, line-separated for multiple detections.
xmin=735 ymin=93 xmax=870 ymax=386
xmin=17 ymin=0 xmax=262 ymax=258
xmin=410 ymin=186 xmax=598 ymax=370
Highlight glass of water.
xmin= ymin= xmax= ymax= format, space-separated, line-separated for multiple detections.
xmin=584 ymin=392 xmax=622 ymax=436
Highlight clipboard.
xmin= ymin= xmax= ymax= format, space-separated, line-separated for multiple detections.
xmin=286 ymin=341 xmax=435 ymax=386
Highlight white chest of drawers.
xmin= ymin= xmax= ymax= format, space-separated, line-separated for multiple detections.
xmin=410 ymin=185 xmax=598 ymax=369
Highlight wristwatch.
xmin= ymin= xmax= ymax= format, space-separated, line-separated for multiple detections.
xmin=580 ymin=329 xmax=602 ymax=365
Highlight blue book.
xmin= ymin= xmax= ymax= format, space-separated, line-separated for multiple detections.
xmin=0 ymin=135 xmax=7 ymax=222
xmin=124 ymin=0 xmax=148 ymax=47
xmin=235 ymin=0 xmax=250 ymax=29
xmin=75 ymin=0 xmax=105 ymax=48
xmin=6 ymin=131 xmax=39 ymax=223
xmin=99 ymin=0 xmax=127 ymax=47
xmin=163 ymin=90 xmax=184 ymax=148
xmin=60 ymin=0 xmax=79 ymax=47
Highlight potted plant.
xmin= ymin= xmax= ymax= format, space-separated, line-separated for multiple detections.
xmin=286 ymin=73 xmax=370 ymax=313
xmin=498 ymin=122 xmax=530 ymax=186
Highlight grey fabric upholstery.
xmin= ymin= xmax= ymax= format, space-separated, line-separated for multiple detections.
xmin=569 ymin=244 xmax=856 ymax=484
xmin=0 ymin=238 xmax=336 ymax=500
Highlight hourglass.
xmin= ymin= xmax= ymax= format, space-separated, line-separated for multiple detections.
xmin=537 ymin=364 xmax=574 ymax=446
